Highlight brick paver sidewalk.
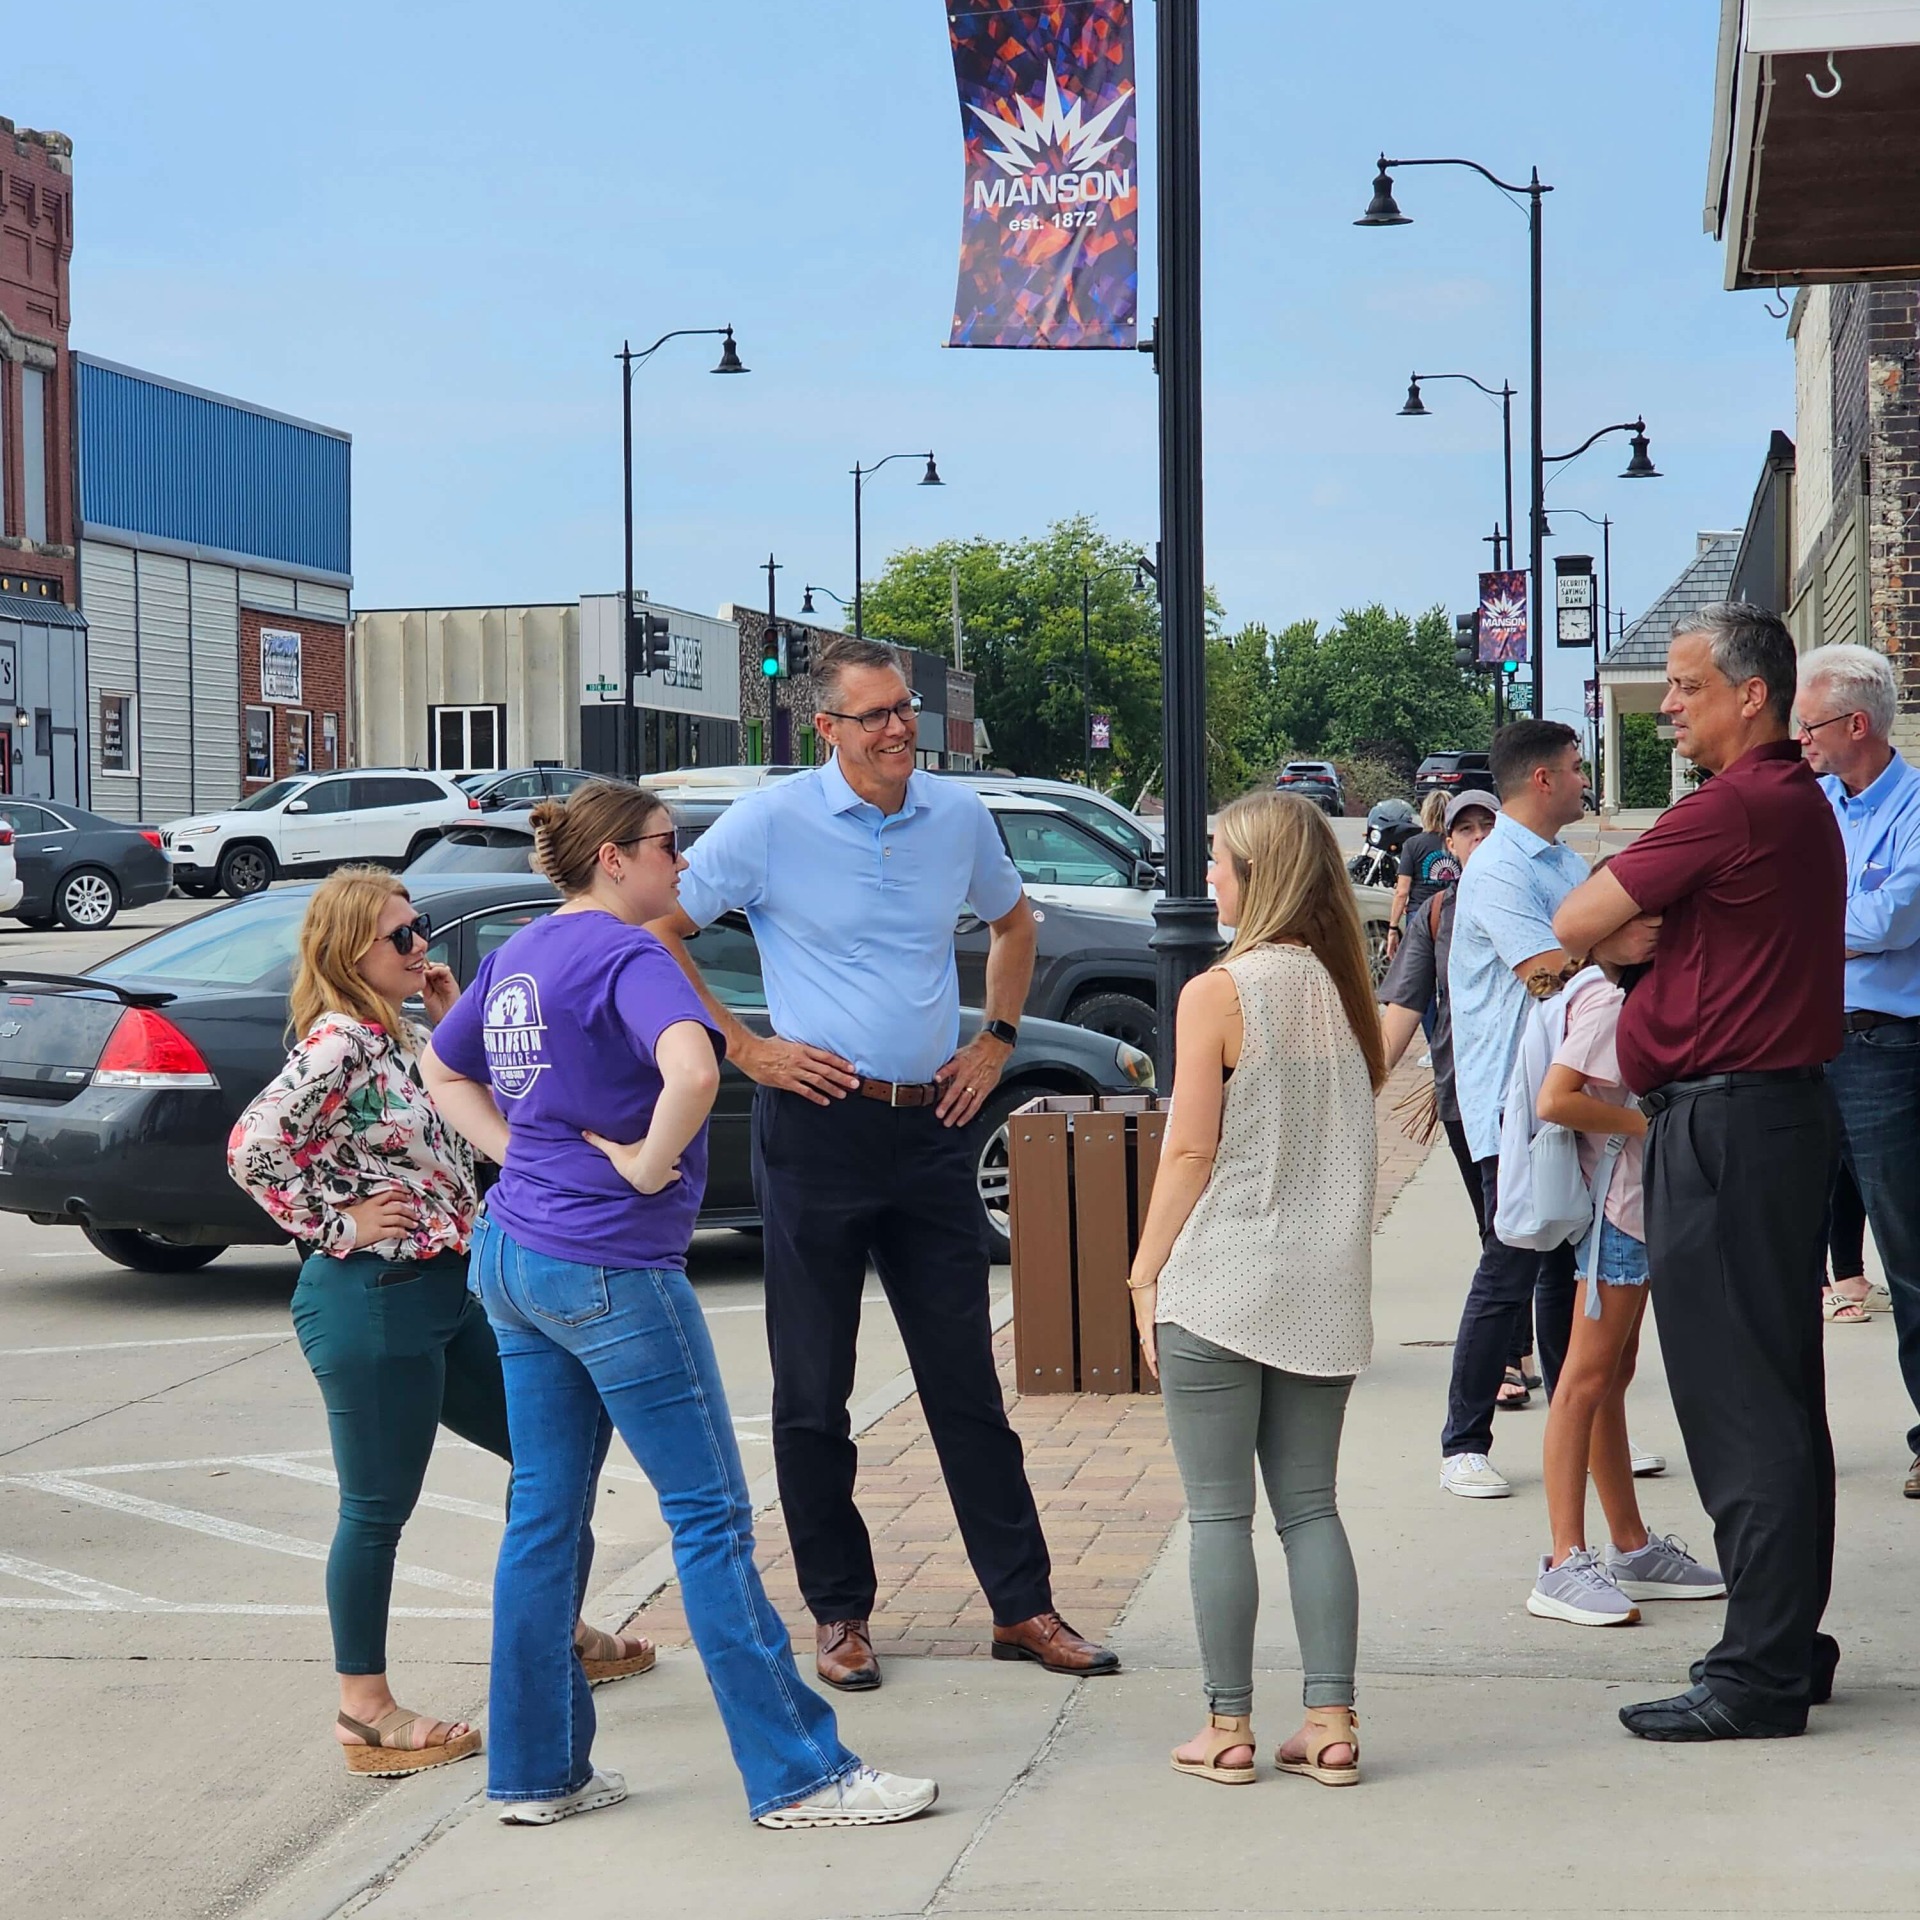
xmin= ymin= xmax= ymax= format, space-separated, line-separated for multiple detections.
xmin=628 ymin=1057 xmax=1436 ymax=1659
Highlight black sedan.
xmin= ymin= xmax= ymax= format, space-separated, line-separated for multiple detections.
xmin=0 ymin=874 xmax=1155 ymax=1273
xmin=0 ymin=798 xmax=173 ymax=931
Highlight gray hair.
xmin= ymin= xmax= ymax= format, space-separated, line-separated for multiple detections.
xmin=1798 ymin=641 xmax=1896 ymax=742
xmin=1672 ymin=601 xmax=1797 ymax=727
xmin=811 ymin=635 xmax=906 ymax=709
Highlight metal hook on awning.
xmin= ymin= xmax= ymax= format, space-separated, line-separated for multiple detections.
xmin=1763 ymin=287 xmax=1790 ymax=319
xmin=1807 ymin=52 xmax=1843 ymax=99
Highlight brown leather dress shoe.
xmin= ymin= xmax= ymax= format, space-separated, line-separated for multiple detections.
xmin=1905 ymin=1456 xmax=1920 ymax=1499
xmin=815 ymin=1619 xmax=881 ymax=1691
xmin=990 ymin=1611 xmax=1121 ymax=1675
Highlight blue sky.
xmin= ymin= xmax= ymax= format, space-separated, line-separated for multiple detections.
xmin=23 ymin=2 xmax=1781 ymax=736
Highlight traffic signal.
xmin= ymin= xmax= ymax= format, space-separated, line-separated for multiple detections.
xmin=626 ymin=610 xmax=671 ymax=677
xmin=760 ymin=626 xmax=783 ymax=678
xmin=785 ymin=623 xmax=812 ymax=678
xmin=1454 ymin=612 xmax=1482 ymax=672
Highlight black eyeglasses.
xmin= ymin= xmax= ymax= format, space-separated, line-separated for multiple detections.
xmin=819 ymin=693 xmax=923 ymax=734
xmin=382 ymin=914 xmax=433 ymax=956
xmin=1795 ymin=710 xmax=1859 ymax=741
xmin=622 ymin=827 xmax=680 ymax=857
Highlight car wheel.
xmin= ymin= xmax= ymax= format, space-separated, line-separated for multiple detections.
xmin=218 ymin=844 xmax=275 ymax=898
xmin=54 ymin=866 xmax=120 ymax=931
xmin=1063 ymin=989 xmax=1159 ymax=1057
xmin=968 ymin=1082 xmax=1036 ymax=1260
xmin=80 ymin=1225 xmax=226 ymax=1274
xmin=1363 ymin=917 xmax=1392 ymax=987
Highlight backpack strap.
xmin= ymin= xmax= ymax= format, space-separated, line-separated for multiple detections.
xmin=1427 ymin=890 xmax=1446 ymax=940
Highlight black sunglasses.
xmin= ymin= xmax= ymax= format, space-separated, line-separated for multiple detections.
xmin=622 ymin=826 xmax=681 ymax=858
xmin=382 ymin=914 xmax=433 ymax=956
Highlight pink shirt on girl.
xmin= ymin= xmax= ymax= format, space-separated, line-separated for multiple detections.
xmin=1552 ymin=973 xmax=1645 ymax=1242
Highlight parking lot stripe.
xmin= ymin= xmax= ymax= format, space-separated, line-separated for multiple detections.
xmin=6 ymin=1472 xmax=489 ymax=1598
xmin=45 ymin=1450 xmax=332 ymax=1476
xmin=0 ymin=1332 xmax=291 ymax=1359
xmin=241 ymin=1454 xmax=506 ymax=1523
xmin=0 ymin=1551 xmax=159 ymax=1609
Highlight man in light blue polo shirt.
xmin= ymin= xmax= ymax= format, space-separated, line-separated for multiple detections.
xmin=1797 ymin=643 xmax=1920 ymax=1496
xmin=650 ymin=636 xmax=1119 ymax=1692
xmin=1440 ymin=721 xmax=1599 ymax=1499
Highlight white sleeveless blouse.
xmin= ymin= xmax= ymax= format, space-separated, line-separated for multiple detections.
xmin=1154 ymin=943 xmax=1376 ymax=1376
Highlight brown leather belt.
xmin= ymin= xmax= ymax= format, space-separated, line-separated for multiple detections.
xmin=1844 ymin=1009 xmax=1918 ymax=1035
xmin=856 ymin=1076 xmax=941 ymax=1108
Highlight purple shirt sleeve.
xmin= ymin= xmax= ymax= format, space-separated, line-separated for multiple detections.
xmin=612 ymin=939 xmax=726 ymax=1062
xmin=429 ymin=954 xmax=495 ymax=1085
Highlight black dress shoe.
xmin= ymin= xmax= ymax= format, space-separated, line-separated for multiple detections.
xmin=1688 ymin=1633 xmax=1838 ymax=1706
xmin=1620 ymin=1683 xmax=1804 ymax=1742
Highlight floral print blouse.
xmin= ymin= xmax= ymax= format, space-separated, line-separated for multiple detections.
xmin=227 ymin=1014 xmax=477 ymax=1261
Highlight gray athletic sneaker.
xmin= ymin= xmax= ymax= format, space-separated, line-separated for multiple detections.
xmin=1605 ymin=1531 xmax=1726 ymax=1601
xmin=1526 ymin=1548 xmax=1641 ymax=1626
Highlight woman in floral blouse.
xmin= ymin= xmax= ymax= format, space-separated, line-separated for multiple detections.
xmin=229 ymin=867 xmax=650 ymax=1777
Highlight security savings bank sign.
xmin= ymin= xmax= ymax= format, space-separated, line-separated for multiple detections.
xmin=578 ymin=595 xmax=741 ymax=723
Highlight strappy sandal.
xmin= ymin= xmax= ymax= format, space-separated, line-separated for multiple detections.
xmin=577 ymin=1622 xmax=657 ymax=1687
xmin=1169 ymin=1712 xmax=1257 ymax=1786
xmin=337 ymin=1707 xmax=482 ymax=1777
xmin=1276 ymin=1707 xmax=1360 ymax=1788
xmin=1862 ymin=1282 xmax=1894 ymax=1316
xmin=1497 ymin=1367 xmax=1532 ymax=1410
xmin=1823 ymin=1288 xmax=1870 ymax=1325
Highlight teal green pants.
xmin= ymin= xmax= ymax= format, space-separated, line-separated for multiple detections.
xmin=290 ymin=1248 xmax=514 ymax=1675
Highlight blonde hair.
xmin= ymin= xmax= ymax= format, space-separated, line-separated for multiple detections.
xmin=289 ymin=866 xmax=416 ymax=1048
xmin=528 ymin=781 xmax=669 ymax=896
xmin=1214 ymin=790 xmax=1388 ymax=1092
xmin=1420 ymin=789 xmax=1448 ymax=833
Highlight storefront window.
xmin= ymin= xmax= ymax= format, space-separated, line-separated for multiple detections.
xmin=244 ymin=705 xmax=272 ymax=782
xmin=322 ymin=713 xmax=339 ymax=769
xmin=99 ymin=693 xmax=135 ymax=774
xmin=287 ymin=710 xmax=312 ymax=774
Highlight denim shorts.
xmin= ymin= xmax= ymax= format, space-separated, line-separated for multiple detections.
xmin=1586 ymin=1218 xmax=1649 ymax=1287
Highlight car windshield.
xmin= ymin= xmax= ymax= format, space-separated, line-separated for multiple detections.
xmin=92 ymin=889 xmax=314 ymax=991
xmin=407 ymin=833 xmax=536 ymax=874
xmin=230 ymin=778 xmax=310 ymax=814
xmin=454 ymin=772 xmax=490 ymax=792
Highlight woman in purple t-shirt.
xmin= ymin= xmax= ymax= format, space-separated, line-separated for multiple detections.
xmin=423 ymin=782 xmax=935 ymax=1832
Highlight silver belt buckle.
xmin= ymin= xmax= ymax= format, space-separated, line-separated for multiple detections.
xmin=889 ymin=1080 xmax=904 ymax=1108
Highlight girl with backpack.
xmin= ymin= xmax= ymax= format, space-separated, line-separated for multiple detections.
xmin=1523 ymin=932 xmax=1724 ymax=1627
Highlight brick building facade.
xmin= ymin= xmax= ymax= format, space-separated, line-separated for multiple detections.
xmin=237 ymin=606 xmax=349 ymax=787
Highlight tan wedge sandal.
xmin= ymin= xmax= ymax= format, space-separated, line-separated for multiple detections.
xmin=577 ymin=1622 xmax=657 ymax=1687
xmin=1170 ymin=1713 xmax=1258 ymax=1786
xmin=337 ymin=1707 xmax=482 ymax=1777
xmin=1276 ymin=1707 xmax=1360 ymax=1787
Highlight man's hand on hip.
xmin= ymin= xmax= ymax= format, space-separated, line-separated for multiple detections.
xmin=736 ymin=1032 xmax=861 ymax=1106
xmin=935 ymin=1032 xmax=1012 ymax=1128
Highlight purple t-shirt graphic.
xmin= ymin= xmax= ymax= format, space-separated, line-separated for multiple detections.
xmin=432 ymin=910 xmax=723 ymax=1269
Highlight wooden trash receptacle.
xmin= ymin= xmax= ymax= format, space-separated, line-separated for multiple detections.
xmin=1006 ymin=1093 xmax=1173 ymax=1394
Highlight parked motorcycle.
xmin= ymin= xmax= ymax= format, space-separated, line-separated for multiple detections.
xmin=1346 ymin=797 xmax=1419 ymax=887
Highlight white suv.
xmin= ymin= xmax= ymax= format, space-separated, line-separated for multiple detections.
xmin=162 ymin=770 xmax=481 ymax=898
xmin=0 ymin=814 xmax=18 ymax=914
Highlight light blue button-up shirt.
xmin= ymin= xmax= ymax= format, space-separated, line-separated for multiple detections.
xmin=1448 ymin=812 xmax=1590 ymax=1160
xmin=1820 ymin=750 xmax=1920 ymax=1018
xmin=675 ymin=756 xmax=1025 ymax=1084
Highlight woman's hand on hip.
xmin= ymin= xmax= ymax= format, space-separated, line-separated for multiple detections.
xmin=734 ymin=1033 xmax=860 ymax=1106
xmin=340 ymin=1192 xmax=418 ymax=1247
xmin=584 ymin=1130 xmax=682 ymax=1195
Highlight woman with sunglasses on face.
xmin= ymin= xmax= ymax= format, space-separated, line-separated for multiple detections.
xmin=229 ymin=869 xmax=651 ymax=1777
xmin=423 ymin=782 xmax=934 ymax=1830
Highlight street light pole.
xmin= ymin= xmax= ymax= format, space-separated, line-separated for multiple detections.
xmin=1146 ymin=0 xmax=1217 ymax=1074
xmin=615 ymin=325 xmax=746 ymax=781
xmin=1081 ymin=573 xmax=1093 ymax=789
xmin=850 ymin=451 xmax=942 ymax=641
xmin=1552 ymin=506 xmax=1614 ymax=790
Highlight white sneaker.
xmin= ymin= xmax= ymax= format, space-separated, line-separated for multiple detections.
xmin=755 ymin=1764 xmax=939 ymax=1829
xmin=1440 ymin=1452 xmax=1511 ymax=1499
xmin=497 ymin=1768 xmax=627 ymax=1825
xmin=1629 ymin=1439 xmax=1666 ymax=1477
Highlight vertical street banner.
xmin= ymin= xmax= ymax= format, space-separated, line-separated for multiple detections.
xmin=946 ymin=0 xmax=1138 ymax=349
xmin=1476 ymin=570 xmax=1529 ymax=666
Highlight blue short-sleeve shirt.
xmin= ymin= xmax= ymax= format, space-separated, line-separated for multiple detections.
xmin=674 ymin=757 xmax=1025 ymax=1084
xmin=1448 ymin=813 xmax=1590 ymax=1160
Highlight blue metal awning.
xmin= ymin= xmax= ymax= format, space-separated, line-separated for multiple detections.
xmin=0 ymin=592 xmax=87 ymax=629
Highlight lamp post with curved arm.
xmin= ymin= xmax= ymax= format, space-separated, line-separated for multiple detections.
xmin=1359 ymin=154 xmax=1551 ymax=714
xmin=1398 ymin=371 xmax=1517 ymax=570
xmin=851 ymin=453 xmax=942 ymax=641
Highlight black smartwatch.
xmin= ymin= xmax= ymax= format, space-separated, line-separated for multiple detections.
xmin=982 ymin=1018 xmax=1019 ymax=1048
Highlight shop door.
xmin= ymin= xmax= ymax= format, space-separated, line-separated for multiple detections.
xmin=0 ymin=730 xmax=10 ymax=795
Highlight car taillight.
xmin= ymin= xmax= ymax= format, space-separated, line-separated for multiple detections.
xmin=94 ymin=1008 xmax=219 ymax=1089
xmin=0 ymin=824 xmax=11 ymax=846
xmin=138 ymin=830 xmax=163 ymax=850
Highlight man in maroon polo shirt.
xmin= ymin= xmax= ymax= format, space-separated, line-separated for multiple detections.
xmin=1556 ymin=602 xmax=1844 ymax=1743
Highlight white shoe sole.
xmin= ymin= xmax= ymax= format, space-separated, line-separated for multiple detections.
xmin=498 ymin=1777 xmax=628 ymax=1825
xmin=1526 ymin=1589 xmax=1641 ymax=1627
xmin=1440 ymin=1477 xmax=1511 ymax=1499
xmin=1629 ymin=1461 xmax=1666 ymax=1478
xmin=1611 ymin=1577 xmax=1726 ymax=1602
xmin=756 ymin=1784 xmax=938 ymax=1829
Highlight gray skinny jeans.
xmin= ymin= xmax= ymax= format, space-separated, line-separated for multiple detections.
xmin=1158 ymin=1322 xmax=1358 ymax=1716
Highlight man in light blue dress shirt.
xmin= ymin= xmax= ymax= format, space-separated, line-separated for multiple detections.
xmin=649 ymin=636 xmax=1120 ymax=1691
xmin=1797 ymin=643 xmax=1920 ymax=1495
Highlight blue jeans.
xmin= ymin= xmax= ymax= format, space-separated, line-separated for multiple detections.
xmin=471 ymin=1213 xmax=857 ymax=1818
xmin=1827 ymin=1022 xmax=1920 ymax=1454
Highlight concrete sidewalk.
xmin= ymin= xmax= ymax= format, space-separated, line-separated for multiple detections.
xmin=252 ymin=1105 xmax=1920 ymax=1920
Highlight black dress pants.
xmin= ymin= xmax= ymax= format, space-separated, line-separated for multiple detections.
xmin=751 ymin=1087 xmax=1053 ymax=1628
xmin=1643 ymin=1075 xmax=1838 ymax=1726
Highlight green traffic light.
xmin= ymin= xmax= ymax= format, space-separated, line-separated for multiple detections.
xmin=761 ymin=656 xmax=780 ymax=677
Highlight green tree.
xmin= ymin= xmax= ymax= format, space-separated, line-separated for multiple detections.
xmin=1618 ymin=712 xmax=1671 ymax=808
xmin=1315 ymin=604 xmax=1493 ymax=771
